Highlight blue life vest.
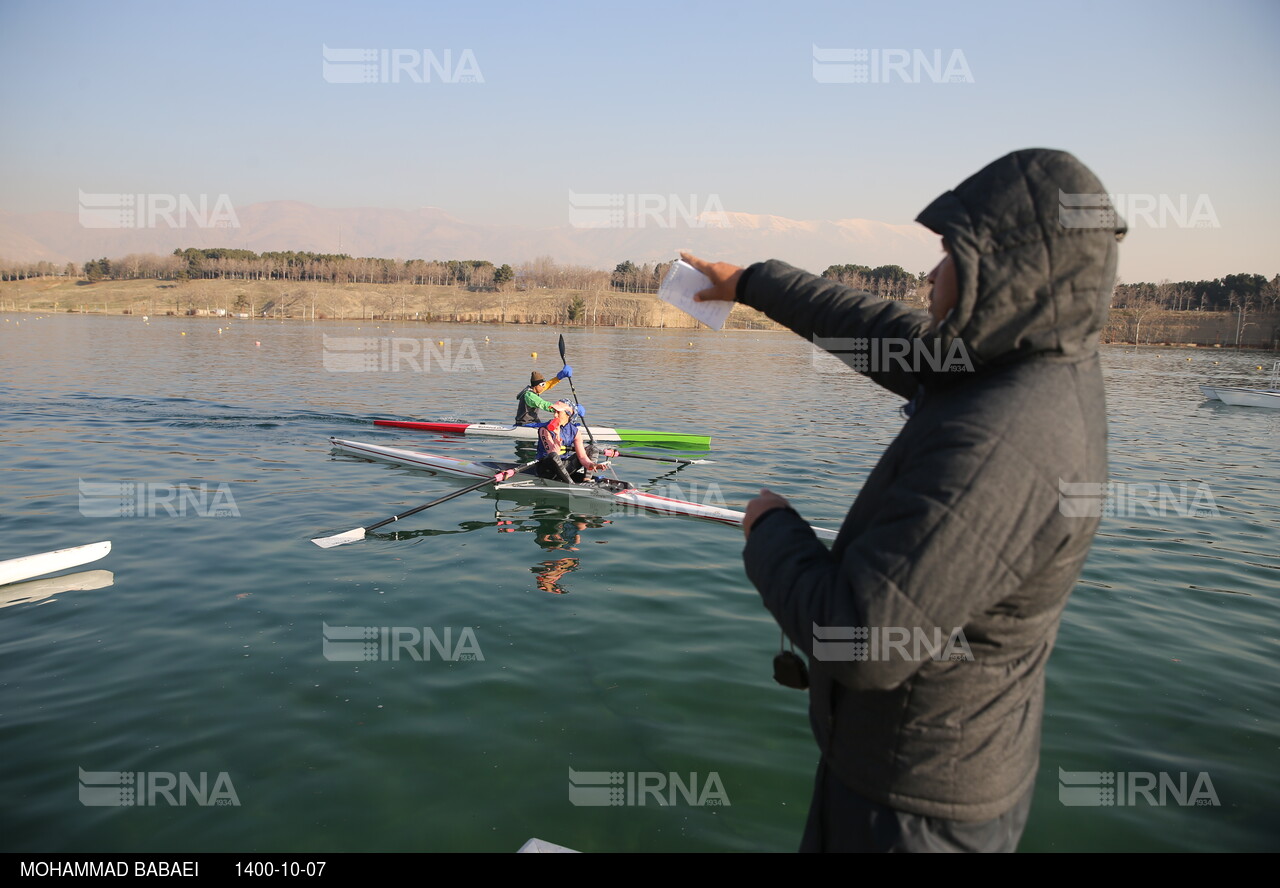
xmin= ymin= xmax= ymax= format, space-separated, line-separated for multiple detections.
xmin=536 ymin=420 xmax=579 ymax=460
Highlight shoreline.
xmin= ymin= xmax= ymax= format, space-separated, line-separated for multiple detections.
xmin=1 ymin=277 xmax=1276 ymax=348
xmin=0 ymin=276 xmax=784 ymax=332
xmin=6 ymin=306 xmax=1278 ymax=353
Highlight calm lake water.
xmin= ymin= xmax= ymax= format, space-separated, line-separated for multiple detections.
xmin=1 ymin=313 xmax=1276 ymax=852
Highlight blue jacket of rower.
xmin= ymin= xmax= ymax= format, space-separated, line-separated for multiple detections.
xmin=535 ymin=420 xmax=579 ymax=461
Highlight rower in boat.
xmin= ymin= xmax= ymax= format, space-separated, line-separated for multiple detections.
xmin=515 ymin=367 xmax=574 ymax=424
xmin=535 ymin=400 xmax=620 ymax=485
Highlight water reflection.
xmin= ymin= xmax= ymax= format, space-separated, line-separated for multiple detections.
xmin=499 ymin=507 xmax=613 ymax=595
xmin=0 ymin=569 xmax=114 ymax=610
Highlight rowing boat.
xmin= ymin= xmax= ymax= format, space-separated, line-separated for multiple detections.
xmin=329 ymin=438 xmax=837 ymax=540
xmin=373 ymin=420 xmax=710 ymax=449
xmin=0 ymin=541 xmax=112 ymax=587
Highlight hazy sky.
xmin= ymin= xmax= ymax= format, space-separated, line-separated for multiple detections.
xmin=1 ymin=0 xmax=1276 ymax=282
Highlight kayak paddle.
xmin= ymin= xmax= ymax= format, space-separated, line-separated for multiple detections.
xmin=557 ymin=333 xmax=596 ymax=445
xmin=311 ymin=461 xmax=538 ymax=548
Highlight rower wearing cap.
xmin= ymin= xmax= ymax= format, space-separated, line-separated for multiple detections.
xmin=536 ymin=400 xmax=615 ymax=484
xmin=515 ymin=367 xmax=573 ymax=425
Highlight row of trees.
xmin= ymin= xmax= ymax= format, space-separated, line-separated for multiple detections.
xmin=611 ymin=260 xmax=673 ymax=293
xmin=3 ymin=250 xmax=689 ymax=297
xmin=0 ymin=260 xmax=77 ymax=281
xmin=5 ymin=251 xmax=1276 ymax=321
xmin=1113 ymin=274 xmax=1280 ymax=313
xmin=821 ymin=263 xmax=923 ymax=301
xmin=166 ymin=249 xmax=512 ymax=288
xmin=2 ymin=249 xmax=681 ymax=295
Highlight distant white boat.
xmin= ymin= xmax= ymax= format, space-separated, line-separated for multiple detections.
xmin=1203 ymin=384 xmax=1280 ymax=401
xmin=1201 ymin=362 xmax=1279 ymax=404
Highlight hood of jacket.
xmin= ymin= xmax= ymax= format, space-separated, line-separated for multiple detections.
xmin=915 ymin=148 xmax=1126 ymax=372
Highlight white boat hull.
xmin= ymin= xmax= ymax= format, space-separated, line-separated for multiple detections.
xmin=1217 ymin=388 xmax=1280 ymax=409
xmin=329 ymin=438 xmax=838 ymax=540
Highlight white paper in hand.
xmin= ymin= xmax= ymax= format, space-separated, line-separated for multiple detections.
xmin=657 ymin=260 xmax=733 ymax=331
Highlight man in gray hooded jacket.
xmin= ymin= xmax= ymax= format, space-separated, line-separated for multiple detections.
xmin=685 ymin=149 xmax=1124 ymax=851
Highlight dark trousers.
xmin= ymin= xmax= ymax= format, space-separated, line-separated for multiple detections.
xmin=800 ymin=760 xmax=1034 ymax=852
xmin=536 ymin=455 xmax=586 ymax=484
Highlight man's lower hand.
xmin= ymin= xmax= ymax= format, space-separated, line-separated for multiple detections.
xmin=743 ymin=488 xmax=791 ymax=538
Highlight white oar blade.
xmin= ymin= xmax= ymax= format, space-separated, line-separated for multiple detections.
xmin=0 ymin=540 xmax=112 ymax=586
xmin=311 ymin=527 xmax=367 ymax=549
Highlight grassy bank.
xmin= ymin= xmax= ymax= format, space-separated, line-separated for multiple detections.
xmin=0 ymin=276 xmax=782 ymax=330
xmin=5 ymin=277 xmax=1275 ymax=348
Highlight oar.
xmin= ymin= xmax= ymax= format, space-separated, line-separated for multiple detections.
xmin=311 ymin=461 xmax=537 ymax=548
xmin=557 ymin=333 xmax=596 ymax=445
xmin=612 ymin=450 xmax=711 ymax=466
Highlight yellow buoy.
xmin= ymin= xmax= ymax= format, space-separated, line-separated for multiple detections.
xmin=181 ymin=332 xmax=186 ymax=336
xmin=531 ymin=352 xmax=537 ymax=359
xmin=438 ymin=341 xmax=444 ymax=346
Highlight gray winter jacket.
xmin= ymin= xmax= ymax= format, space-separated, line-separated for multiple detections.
xmin=739 ymin=149 xmax=1123 ymax=821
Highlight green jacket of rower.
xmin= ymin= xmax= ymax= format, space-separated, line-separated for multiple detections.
xmin=515 ymin=385 xmax=556 ymax=424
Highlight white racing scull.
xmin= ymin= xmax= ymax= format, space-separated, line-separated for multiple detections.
xmin=326 ymin=437 xmax=838 ymax=541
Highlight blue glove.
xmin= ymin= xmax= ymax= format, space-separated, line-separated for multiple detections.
xmin=556 ymin=365 xmax=573 ymax=380
xmin=575 ymin=404 xmax=586 ymax=418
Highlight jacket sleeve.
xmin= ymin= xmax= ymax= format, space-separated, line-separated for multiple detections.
xmin=524 ymin=390 xmax=555 ymax=412
xmin=739 ymin=259 xmax=935 ymax=400
xmin=743 ymin=419 xmax=1060 ymax=690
